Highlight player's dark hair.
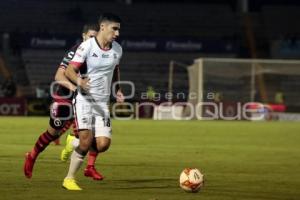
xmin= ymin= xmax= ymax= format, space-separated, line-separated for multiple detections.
xmin=98 ymin=13 xmax=122 ymax=24
xmin=82 ymin=23 xmax=99 ymax=34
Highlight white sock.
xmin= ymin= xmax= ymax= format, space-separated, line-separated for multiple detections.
xmin=65 ymin=150 xmax=84 ymax=179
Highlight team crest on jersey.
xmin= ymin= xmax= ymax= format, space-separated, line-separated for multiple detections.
xmin=102 ymin=54 xmax=109 ymax=58
xmin=82 ymin=117 xmax=88 ymax=124
xmin=113 ymin=53 xmax=117 ymax=59
xmin=54 ymin=119 xmax=62 ymax=127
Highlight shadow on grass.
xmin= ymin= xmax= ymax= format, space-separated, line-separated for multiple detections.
xmin=208 ymin=186 xmax=296 ymax=200
xmin=108 ymin=178 xmax=178 ymax=190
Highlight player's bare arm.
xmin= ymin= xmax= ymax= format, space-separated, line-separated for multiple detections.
xmin=112 ymin=65 xmax=124 ymax=103
xmin=65 ymin=64 xmax=90 ymax=92
xmin=55 ymin=67 xmax=77 ymax=92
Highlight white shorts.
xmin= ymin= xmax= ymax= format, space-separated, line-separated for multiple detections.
xmin=73 ymin=98 xmax=112 ymax=138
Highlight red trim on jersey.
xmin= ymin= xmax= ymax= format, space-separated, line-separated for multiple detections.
xmin=70 ymin=61 xmax=84 ymax=68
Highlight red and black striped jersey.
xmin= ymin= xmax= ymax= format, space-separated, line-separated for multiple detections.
xmin=59 ymin=44 xmax=80 ymax=70
xmin=52 ymin=44 xmax=80 ymax=102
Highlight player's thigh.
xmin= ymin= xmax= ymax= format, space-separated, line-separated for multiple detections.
xmin=73 ymin=99 xmax=93 ymax=130
xmin=78 ymin=129 xmax=93 ymax=150
xmin=92 ymin=103 xmax=112 ymax=137
xmin=94 ymin=115 xmax=112 ymax=139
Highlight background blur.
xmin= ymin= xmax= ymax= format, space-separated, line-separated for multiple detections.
xmin=1 ymin=0 xmax=300 ymax=118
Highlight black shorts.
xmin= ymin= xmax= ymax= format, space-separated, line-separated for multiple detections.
xmin=49 ymin=101 xmax=74 ymax=130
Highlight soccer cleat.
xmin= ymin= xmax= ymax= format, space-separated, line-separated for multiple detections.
xmin=84 ymin=165 xmax=104 ymax=180
xmin=60 ymin=149 xmax=68 ymax=162
xmin=62 ymin=178 xmax=82 ymax=191
xmin=60 ymin=134 xmax=75 ymax=162
xmin=23 ymin=152 xmax=36 ymax=179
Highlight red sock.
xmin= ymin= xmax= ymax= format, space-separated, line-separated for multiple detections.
xmin=30 ymin=131 xmax=58 ymax=159
xmin=87 ymin=151 xmax=98 ymax=166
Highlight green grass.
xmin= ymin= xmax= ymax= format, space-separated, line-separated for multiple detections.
xmin=0 ymin=117 xmax=300 ymax=200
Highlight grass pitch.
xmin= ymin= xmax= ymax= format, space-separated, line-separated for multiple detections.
xmin=0 ymin=117 xmax=300 ymax=200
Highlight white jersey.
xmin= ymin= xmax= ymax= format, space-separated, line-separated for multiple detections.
xmin=70 ymin=37 xmax=122 ymax=102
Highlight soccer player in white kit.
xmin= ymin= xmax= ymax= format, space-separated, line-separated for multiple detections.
xmin=62 ymin=13 xmax=124 ymax=190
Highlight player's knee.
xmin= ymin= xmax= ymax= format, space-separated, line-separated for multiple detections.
xmin=79 ymin=144 xmax=89 ymax=152
xmin=79 ymin=132 xmax=93 ymax=151
xmin=79 ymin=139 xmax=92 ymax=152
xmin=97 ymin=144 xmax=110 ymax=152
xmin=47 ymin=127 xmax=60 ymax=138
xmin=75 ymin=146 xmax=88 ymax=157
xmin=96 ymin=140 xmax=111 ymax=152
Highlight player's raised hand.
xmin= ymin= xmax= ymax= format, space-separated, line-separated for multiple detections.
xmin=116 ymin=90 xmax=125 ymax=103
